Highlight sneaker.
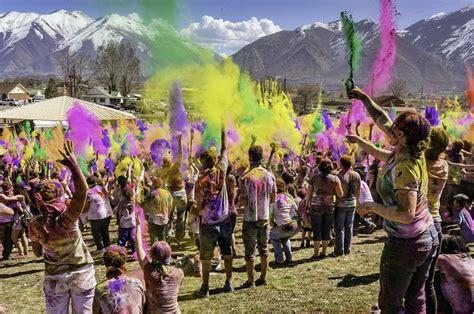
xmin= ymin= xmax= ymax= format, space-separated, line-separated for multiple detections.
xmin=223 ymin=280 xmax=234 ymax=292
xmin=367 ymin=224 xmax=376 ymax=234
xmin=255 ymin=278 xmax=267 ymax=286
xmin=195 ymin=284 xmax=210 ymax=298
xmin=241 ymin=280 xmax=256 ymax=289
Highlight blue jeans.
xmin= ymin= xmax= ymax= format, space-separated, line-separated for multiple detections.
xmin=117 ymin=226 xmax=136 ymax=252
xmin=334 ymin=206 xmax=355 ymax=256
xmin=379 ymin=224 xmax=439 ymax=314
xmin=270 ymin=222 xmax=298 ymax=263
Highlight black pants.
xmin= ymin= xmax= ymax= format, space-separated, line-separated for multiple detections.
xmin=0 ymin=222 xmax=14 ymax=260
xmin=90 ymin=217 xmax=111 ymax=250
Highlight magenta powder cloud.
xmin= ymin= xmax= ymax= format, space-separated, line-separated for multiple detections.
xmin=365 ymin=0 xmax=397 ymax=96
xmin=66 ymin=102 xmax=107 ymax=156
xmin=347 ymin=0 xmax=397 ymax=125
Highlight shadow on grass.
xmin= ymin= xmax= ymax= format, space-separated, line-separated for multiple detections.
xmin=0 ymin=258 xmax=43 ymax=269
xmin=354 ymin=236 xmax=387 ymax=245
xmin=0 ymin=268 xmax=43 ymax=279
xmin=329 ymin=273 xmax=379 ymax=287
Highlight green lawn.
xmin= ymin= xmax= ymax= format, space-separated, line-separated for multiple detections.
xmin=0 ymin=218 xmax=386 ymax=313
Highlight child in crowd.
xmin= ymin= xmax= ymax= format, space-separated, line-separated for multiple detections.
xmin=116 ymin=187 xmax=136 ymax=253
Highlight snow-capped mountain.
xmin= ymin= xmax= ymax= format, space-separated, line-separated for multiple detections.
xmin=232 ymin=5 xmax=472 ymax=92
xmin=0 ymin=5 xmax=472 ymax=89
xmin=404 ymin=4 xmax=473 ymax=69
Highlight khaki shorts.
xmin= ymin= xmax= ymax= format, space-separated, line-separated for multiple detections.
xmin=242 ymin=220 xmax=269 ymax=261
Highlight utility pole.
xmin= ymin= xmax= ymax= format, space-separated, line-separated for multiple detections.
xmin=419 ymin=85 xmax=424 ymax=107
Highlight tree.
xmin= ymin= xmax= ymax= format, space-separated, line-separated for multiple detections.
xmin=389 ymin=79 xmax=407 ymax=98
xmin=44 ymin=77 xmax=58 ymax=99
xmin=293 ymin=84 xmax=320 ymax=115
xmin=95 ymin=41 xmax=141 ymax=96
xmin=56 ymin=49 xmax=92 ymax=98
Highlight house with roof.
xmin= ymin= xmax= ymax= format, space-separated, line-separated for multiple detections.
xmin=83 ymin=87 xmax=125 ymax=107
xmin=0 ymin=83 xmax=30 ymax=100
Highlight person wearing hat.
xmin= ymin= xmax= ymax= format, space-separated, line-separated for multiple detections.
xmin=93 ymin=245 xmax=145 ymax=313
xmin=452 ymin=194 xmax=474 ymax=244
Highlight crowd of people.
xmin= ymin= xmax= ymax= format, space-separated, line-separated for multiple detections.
xmin=0 ymin=87 xmax=473 ymax=313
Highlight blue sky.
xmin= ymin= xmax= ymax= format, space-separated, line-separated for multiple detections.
xmin=0 ymin=0 xmax=471 ymax=28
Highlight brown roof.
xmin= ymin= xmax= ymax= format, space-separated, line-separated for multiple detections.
xmin=0 ymin=83 xmax=29 ymax=95
xmin=0 ymin=96 xmax=136 ymax=122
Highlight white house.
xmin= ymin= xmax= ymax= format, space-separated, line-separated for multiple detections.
xmin=83 ymin=87 xmax=124 ymax=107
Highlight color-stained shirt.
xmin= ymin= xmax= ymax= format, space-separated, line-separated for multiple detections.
xmin=94 ymin=276 xmax=145 ymax=314
xmin=426 ymin=159 xmax=448 ymax=223
xmin=117 ymin=201 xmax=136 ymax=228
xmin=454 ymin=208 xmax=474 ymax=243
xmin=87 ymin=185 xmax=113 ymax=221
xmin=376 ymin=154 xmax=433 ymax=239
xmin=29 ymin=214 xmax=94 ymax=275
xmin=270 ymin=193 xmax=298 ymax=226
xmin=310 ymin=173 xmax=340 ymax=207
xmin=437 ymin=254 xmax=474 ymax=313
xmin=226 ymin=173 xmax=237 ymax=215
xmin=157 ymin=163 xmax=185 ymax=192
xmin=358 ymin=180 xmax=374 ymax=204
xmin=336 ymin=169 xmax=361 ymax=208
xmin=145 ymin=188 xmax=174 ymax=226
xmin=143 ymin=264 xmax=183 ymax=314
xmin=0 ymin=202 xmax=14 ymax=223
xmin=447 ymin=150 xmax=463 ymax=185
xmin=240 ymin=165 xmax=277 ymax=222
xmin=196 ymin=155 xmax=229 ymax=225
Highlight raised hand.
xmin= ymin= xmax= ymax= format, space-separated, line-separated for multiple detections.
xmin=58 ymin=141 xmax=78 ymax=170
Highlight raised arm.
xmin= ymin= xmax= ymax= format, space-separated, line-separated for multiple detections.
xmin=135 ymin=213 xmax=147 ymax=270
xmin=59 ymin=141 xmax=88 ymax=223
xmin=447 ymin=161 xmax=474 ymax=169
xmin=266 ymin=143 xmax=277 ymax=169
xmin=221 ymin=126 xmax=227 ymax=157
xmin=350 ymin=87 xmax=393 ymax=138
xmin=176 ymin=133 xmax=183 ymax=166
xmin=346 ymin=135 xmax=391 ymax=163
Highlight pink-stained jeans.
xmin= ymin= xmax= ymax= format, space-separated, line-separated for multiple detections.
xmin=43 ymin=264 xmax=96 ymax=314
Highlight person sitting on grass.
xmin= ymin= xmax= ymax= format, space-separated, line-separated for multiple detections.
xmin=434 ymin=235 xmax=474 ymax=313
xmin=135 ymin=213 xmax=184 ymax=313
xmin=93 ymin=245 xmax=145 ymax=313
xmin=269 ymin=179 xmax=299 ymax=264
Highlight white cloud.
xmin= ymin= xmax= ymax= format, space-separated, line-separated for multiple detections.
xmin=181 ymin=15 xmax=281 ymax=56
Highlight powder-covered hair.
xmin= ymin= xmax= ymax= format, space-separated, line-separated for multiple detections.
xmin=149 ymin=241 xmax=173 ymax=281
xmin=425 ymin=127 xmax=450 ymax=161
xmin=393 ymin=111 xmax=431 ymax=157
xmin=104 ymin=245 xmax=128 ymax=278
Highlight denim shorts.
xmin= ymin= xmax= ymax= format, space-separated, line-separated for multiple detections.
xmin=199 ymin=216 xmax=233 ymax=260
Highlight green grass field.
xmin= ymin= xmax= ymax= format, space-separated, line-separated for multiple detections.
xmin=0 ymin=218 xmax=386 ymax=313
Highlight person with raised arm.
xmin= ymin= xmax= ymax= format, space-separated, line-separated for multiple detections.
xmin=29 ymin=141 xmax=96 ymax=314
xmin=194 ymin=125 xmax=234 ymax=297
xmin=135 ymin=213 xmax=184 ymax=313
xmin=346 ymin=87 xmax=438 ymax=314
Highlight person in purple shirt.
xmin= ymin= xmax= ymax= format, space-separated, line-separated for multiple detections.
xmin=195 ymin=126 xmax=233 ymax=297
